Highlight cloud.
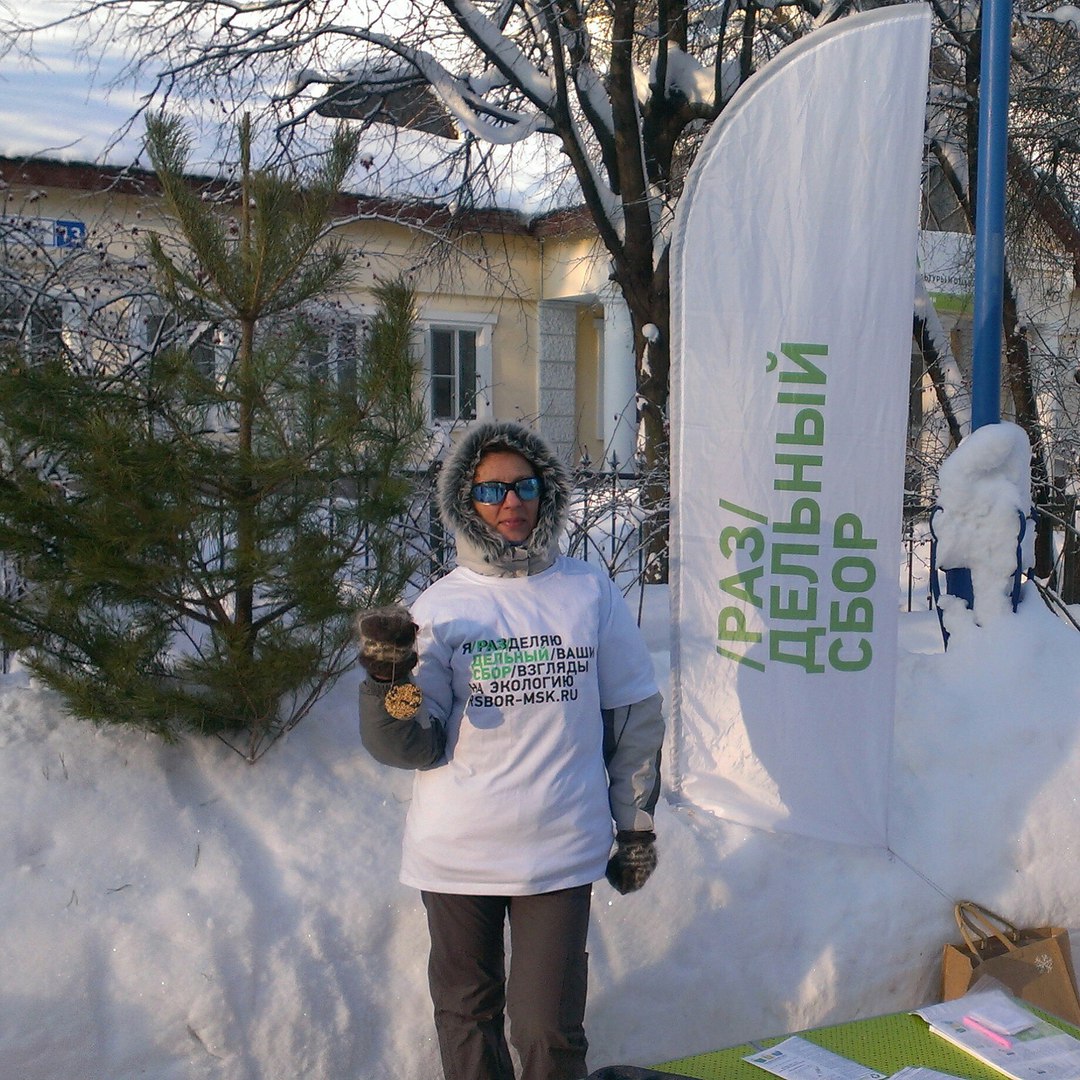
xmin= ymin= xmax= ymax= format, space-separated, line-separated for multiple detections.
xmin=0 ymin=14 xmax=145 ymax=163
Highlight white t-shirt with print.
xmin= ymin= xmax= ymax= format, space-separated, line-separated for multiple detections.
xmin=402 ymin=555 xmax=658 ymax=895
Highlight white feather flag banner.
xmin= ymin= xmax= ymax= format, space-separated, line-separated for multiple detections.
xmin=670 ymin=6 xmax=931 ymax=846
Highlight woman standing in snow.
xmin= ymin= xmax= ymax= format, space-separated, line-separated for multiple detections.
xmin=358 ymin=420 xmax=664 ymax=1080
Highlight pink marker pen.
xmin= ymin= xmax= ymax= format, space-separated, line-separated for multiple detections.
xmin=962 ymin=1015 xmax=1013 ymax=1050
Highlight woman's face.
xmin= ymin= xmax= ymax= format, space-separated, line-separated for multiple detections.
xmin=471 ymin=450 xmax=540 ymax=545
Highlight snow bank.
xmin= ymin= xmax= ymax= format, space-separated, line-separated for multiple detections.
xmin=5 ymin=578 xmax=1080 ymax=1077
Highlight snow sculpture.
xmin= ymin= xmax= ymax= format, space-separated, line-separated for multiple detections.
xmin=933 ymin=421 xmax=1035 ymax=630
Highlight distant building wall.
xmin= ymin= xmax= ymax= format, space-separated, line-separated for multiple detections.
xmin=0 ymin=155 xmax=633 ymax=468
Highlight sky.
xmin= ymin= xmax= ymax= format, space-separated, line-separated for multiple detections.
xmin=0 ymin=3 xmax=571 ymax=213
xmin=3 ymin=423 xmax=1080 ymax=1079
xmin=0 ymin=4 xmax=150 ymax=165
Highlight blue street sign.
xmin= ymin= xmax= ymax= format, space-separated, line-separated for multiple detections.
xmin=53 ymin=220 xmax=86 ymax=248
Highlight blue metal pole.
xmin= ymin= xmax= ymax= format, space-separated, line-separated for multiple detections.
xmin=971 ymin=0 xmax=1013 ymax=430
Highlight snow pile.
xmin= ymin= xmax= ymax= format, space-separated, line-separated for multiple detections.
xmin=0 ymin=672 xmax=435 ymax=1078
xmin=3 ymin=419 xmax=1080 ymax=1078
xmin=4 ymin=558 xmax=1080 ymax=1077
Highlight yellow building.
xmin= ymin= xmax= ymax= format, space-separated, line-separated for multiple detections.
xmin=0 ymin=156 xmax=639 ymax=468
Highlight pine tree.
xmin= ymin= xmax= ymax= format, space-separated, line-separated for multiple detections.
xmin=0 ymin=115 xmax=426 ymax=760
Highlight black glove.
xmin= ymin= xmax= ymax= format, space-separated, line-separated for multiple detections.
xmin=605 ymin=830 xmax=657 ymax=894
xmin=357 ymin=605 xmax=418 ymax=683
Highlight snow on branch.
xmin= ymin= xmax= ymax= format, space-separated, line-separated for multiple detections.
xmin=652 ymin=47 xmax=715 ymax=109
xmin=288 ymin=31 xmax=554 ymax=146
xmin=443 ymin=0 xmax=557 ymax=108
xmin=572 ymin=60 xmax=616 ymax=137
xmin=1023 ymin=5 xmax=1080 ymax=31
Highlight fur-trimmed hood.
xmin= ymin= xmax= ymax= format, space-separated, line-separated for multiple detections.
xmin=436 ymin=421 xmax=571 ymax=576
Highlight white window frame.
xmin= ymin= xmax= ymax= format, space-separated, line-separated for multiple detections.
xmin=298 ymin=312 xmax=361 ymax=395
xmin=132 ymin=299 xmax=224 ymax=381
xmin=0 ymin=283 xmax=78 ymax=362
xmin=418 ymin=309 xmax=495 ymax=427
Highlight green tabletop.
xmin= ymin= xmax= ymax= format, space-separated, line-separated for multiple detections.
xmin=654 ymin=1009 xmax=1078 ymax=1079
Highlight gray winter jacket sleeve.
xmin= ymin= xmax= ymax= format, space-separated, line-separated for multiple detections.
xmin=603 ymin=691 xmax=664 ymax=832
xmin=359 ymin=679 xmax=446 ymax=770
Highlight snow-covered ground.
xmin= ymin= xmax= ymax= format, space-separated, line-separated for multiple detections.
xmin=4 ymin=425 xmax=1080 ymax=1079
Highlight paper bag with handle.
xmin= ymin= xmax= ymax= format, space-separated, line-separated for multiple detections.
xmin=941 ymin=900 xmax=1080 ymax=1026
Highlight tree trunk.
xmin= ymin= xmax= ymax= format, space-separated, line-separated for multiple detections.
xmin=914 ymin=314 xmax=965 ymax=451
xmin=1002 ymin=274 xmax=1052 ymax=579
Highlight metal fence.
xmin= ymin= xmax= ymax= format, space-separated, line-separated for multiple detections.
xmin=1 ymin=484 xmax=1073 ymax=674
xmin=902 ymin=501 xmax=936 ymax=613
xmin=353 ymin=474 xmax=939 ymax=618
xmin=387 ymin=463 xmax=658 ymax=602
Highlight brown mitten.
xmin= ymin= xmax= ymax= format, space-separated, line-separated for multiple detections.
xmin=357 ymin=605 xmax=418 ymax=683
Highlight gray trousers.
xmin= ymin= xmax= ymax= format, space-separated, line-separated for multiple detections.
xmin=421 ymin=885 xmax=592 ymax=1080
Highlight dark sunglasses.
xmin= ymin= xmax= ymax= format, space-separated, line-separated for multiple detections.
xmin=470 ymin=477 xmax=543 ymax=504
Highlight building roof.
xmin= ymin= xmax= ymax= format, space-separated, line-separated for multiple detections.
xmin=0 ymin=155 xmax=595 ymax=241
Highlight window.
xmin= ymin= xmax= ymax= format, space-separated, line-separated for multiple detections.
xmin=0 ymin=284 xmax=65 ymax=361
xmin=139 ymin=307 xmax=219 ymax=379
xmin=300 ymin=318 xmax=359 ymax=396
xmin=430 ymin=327 xmax=478 ymax=421
xmin=421 ymin=311 xmax=495 ymax=426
